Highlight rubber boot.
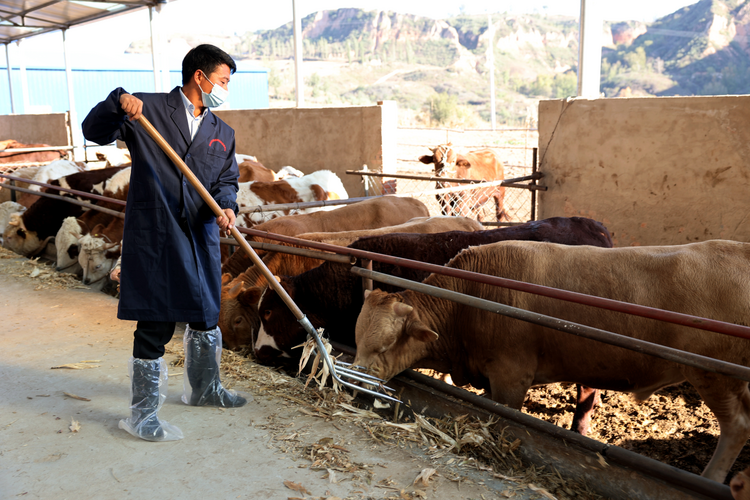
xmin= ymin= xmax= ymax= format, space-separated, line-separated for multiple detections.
xmin=119 ymin=357 xmax=183 ymax=441
xmin=182 ymin=326 xmax=250 ymax=407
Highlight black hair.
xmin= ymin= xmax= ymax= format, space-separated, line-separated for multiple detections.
xmin=181 ymin=44 xmax=236 ymax=85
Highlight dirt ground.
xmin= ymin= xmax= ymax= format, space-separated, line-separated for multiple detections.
xmin=0 ymin=248 xmax=563 ymax=500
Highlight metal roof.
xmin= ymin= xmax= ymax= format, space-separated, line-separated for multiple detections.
xmin=0 ymin=0 xmax=168 ymax=44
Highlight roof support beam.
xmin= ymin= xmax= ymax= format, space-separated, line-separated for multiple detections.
xmin=293 ymin=0 xmax=304 ymax=107
xmin=16 ymin=40 xmax=29 ymax=113
xmin=62 ymin=29 xmax=79 ymax=154
xmin=577 ymin=0 xmax=603 ymax=98
xmin=4 ymin=43 xmax=15 ymax=113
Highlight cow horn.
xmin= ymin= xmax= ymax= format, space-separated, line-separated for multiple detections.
xmin=393 ymin=302 xmax=413 ymax=317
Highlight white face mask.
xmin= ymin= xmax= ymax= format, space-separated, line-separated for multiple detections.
xmin=200 ymin=70 xmax=228 ymax=108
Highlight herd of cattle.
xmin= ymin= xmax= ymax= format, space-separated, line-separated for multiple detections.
xmin=2 ymin=140 xmax=750 ymax=488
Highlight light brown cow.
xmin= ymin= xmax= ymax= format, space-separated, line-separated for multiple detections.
xmin=219 ymin=216 xmax=484 ymax=350
xmin=221 ymin=195 xmax=430 ymax=278
xmin=732 ymin=467 xmax=750 ymax=500
xmin=353 ymin=239 xmax=750 ymax=483
xmin=419 ymin=143 xmax=506 ymax=221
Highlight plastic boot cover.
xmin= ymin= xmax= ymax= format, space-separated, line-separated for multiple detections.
xmin=182 ymin=326 xmax=250 ymax=407
xmin=119 ymin=357 xmax=183 ymax=441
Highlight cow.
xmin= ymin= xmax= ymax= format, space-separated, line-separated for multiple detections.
xmin=237 ymin=158 xmax=276 ymax=183
xmin=0 ymin=140 xmax=67 ymax=164
xmin=353 ymin=239 xmax=750 ymax=483
xmin=252 ymin=217 xmax=613 ymax=435
xmin=95 ymin=149 xmax=131 ymax=168
xmin=25 ymin=159 xmax=85 ymax=192
xmin=277 ymin=166 xmax=304 ymax=179
xmin=221 ymin=195 xmax=430 ymax=278
xmin=54 ymin=167 xmax=130 ymax=274
xmin=419 ymin=143 xmax=506 ymax=222
xmin=78 ymin=218 xmax=123 ymax=290
xmin=0 ymin=201 xmax=25 ymax=237
xmin=1 ymin=167 xmax=129 ymax=257
xmin=732 ymin=467 xmax=750 ymax=500
xmin=0 ymin=166 xmax=40 ymax=206
xmin=218 ymin=216 xmax=486 ymax=349
xmin=236 ymin=170 xmax=348 ymax=227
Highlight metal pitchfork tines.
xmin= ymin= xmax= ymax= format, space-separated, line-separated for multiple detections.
xmin=135 ymin=114 xmax=400 ymax=404
xmin=298 ymin=317 xmax=402 ymax=403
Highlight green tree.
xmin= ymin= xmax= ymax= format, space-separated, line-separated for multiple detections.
xmin=429 ymin=92 xmax=458 ymax=125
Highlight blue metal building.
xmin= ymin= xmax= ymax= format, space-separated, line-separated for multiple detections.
xmin=0 ymin=65 xmax=269 ymax=140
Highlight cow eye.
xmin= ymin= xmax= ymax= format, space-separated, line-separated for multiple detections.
xmin=234 ymin=317 xmax=243 ymax=325
xmin=17 ymin=228 xmax=25 ymax=238
xmin=263 ymin=310 xmax=271 ymax=321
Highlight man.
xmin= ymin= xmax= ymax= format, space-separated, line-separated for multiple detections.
xmin=83 ymin=44 xmax=248 ymax=442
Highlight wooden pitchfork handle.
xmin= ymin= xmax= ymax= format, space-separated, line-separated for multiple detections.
xmin=136 ymin=115 xmax=400 ymax=403
xmin=136 ymin=115 xmax=307 ymax=320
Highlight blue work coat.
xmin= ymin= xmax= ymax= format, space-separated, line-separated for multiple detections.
xmin=82 ymin=87 xmax=239 ymax=325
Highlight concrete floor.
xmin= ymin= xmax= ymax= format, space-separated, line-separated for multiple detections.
xmin=0 ymin=254 xmax=534 ymax=500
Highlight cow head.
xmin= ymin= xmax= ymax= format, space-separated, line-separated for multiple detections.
xmin=2 ymin=213 xmax=42 ymax=256
xmin=255 ymin=278 xmax=309 ymax=364
xmin=419 ymin=143 xmax=457 ymax=178
xmin=79 ymin=227 xmax=120 ymax=289
xmin=218 ymin=274 xmax=263 ymax=351
xmin=55 ymin=216 xmax=83 ymax=275
xmin=353 ymin=289 xmax=438 ymax=382
xmin=731 ymin=467 xmax=750 ymax=500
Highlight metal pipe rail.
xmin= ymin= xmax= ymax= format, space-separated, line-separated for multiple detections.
xmin=0 ymin=146 xmax=74 ymax=153
xmin=0 ymin=183 xmax=125 ymax=218
xmin=0 ymin=173 xmax=127 ymax=207
xmin=345 ymin=169 xmax=543 ymax=185
xmin=218 ymin=237 xmax=354 ymax=264
xmin=237 ymin=227 xmax=750 ymax=342
xmin=350 ymin=266 xmax=750 ymax=384
xmin=329 ymin=340 xmax=732 ymax=500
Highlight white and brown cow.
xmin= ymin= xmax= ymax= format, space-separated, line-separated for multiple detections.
xmin=419 ymin=143 xmax=506 ymax=221
xmin=353 ymin=239 xmax=750 ymax=483
xmin=54 ymin=167 xmax=130 ymax=274
xmin=78 ymin=219 xmax=123 ymax=290
xmin=236 ymin=170 xmax=348 ymax=227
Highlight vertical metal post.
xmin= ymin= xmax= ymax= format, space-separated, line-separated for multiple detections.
xmin=16 ymin=40 xmax=29 ymax=113
xmin=292 ymin=0 xmax=305 ymax=107
xmin=488 ymin=14 xmax=496 ymax=131
xmin=5 ymin=43 xmax=15 ymax=113
xmin=531 ymin=147 xmax=538 ymax=222
xmin=149 ymin=6 xmax=160 ymax=92
xmin=361 ymin=259 xmax=373 ymax=298
xmin=577 ymin=0 xmax=603 ymax=98
xmin=62 ymin=29 xmax=79 ymax=156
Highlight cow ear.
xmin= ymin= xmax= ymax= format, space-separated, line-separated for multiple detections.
xmin=456 ymin=159 xmax=471 ymax=168
xmin=226 ymin=281 xmax=243 ymax=299
xmin=91 ymin=223 xmax=105 ymax=236
xmin=221 ymin=273 xmax=232 ymax=286
xmin=418 ymin=155 xmax=434 ymax=165
xmin=364 ymin=289 xmax=372 ymax=300
xmin=393 ymin=302 xmax=413 ymax=317
xmin=411 ymin=323 xmax=439 ymax=343
xmin=238 ymin=286 xmax=264 ymax=308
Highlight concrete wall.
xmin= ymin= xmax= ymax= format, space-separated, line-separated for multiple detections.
xmin=538 ymin=96 xmax=750 ymax=247
xmin=215 ymin=101 xmax=397 ymax=198
xmin=0 ymin=113 xmax=71 ymax=146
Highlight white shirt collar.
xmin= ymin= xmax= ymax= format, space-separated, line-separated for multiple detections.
xmin=179 ymin=88 xmax=208 ymax=141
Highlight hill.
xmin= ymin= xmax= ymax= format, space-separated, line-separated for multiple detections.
xmin=128 ymin=2 xmax=750 ymax=126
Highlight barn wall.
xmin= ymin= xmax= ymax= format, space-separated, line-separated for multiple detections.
xmin=537 ymin=96 xmax=750 ymax=247
xmin=0 ymin=112 xmax=71 ymax=146
xmin=215 ymin=101 xmax=397 ymax=198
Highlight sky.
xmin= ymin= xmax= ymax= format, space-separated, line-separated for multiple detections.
xmin=10 ymin=0 xmax=701 ymax=68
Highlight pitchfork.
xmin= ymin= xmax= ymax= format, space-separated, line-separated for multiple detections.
xmin=137 ymin=115 xmax=400 ymax=404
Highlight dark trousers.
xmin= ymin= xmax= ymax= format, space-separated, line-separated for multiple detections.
xmin=133 ymin=321 xmax=216 ymax=360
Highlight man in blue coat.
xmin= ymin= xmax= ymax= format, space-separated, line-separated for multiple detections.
xmin=83 ymin=44 xmax=248 ymax=442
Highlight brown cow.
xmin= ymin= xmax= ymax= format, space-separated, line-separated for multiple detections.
xmin=221 ymin=195 xmax=430 ymax=278
xmin=238 ymin=158 xmax=276 ymax=183
xmin=353 ymin=239 xmax=750 ymax=483
xmin=0 ymin=140 xmax=66 ymax=163
xmin=732 ymin=467 xmax=750 ymax=500
xmin=419 ymin=143 xmax=506 ymax=222
xmin=218 ymin=216 xmax=484 ymax=350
